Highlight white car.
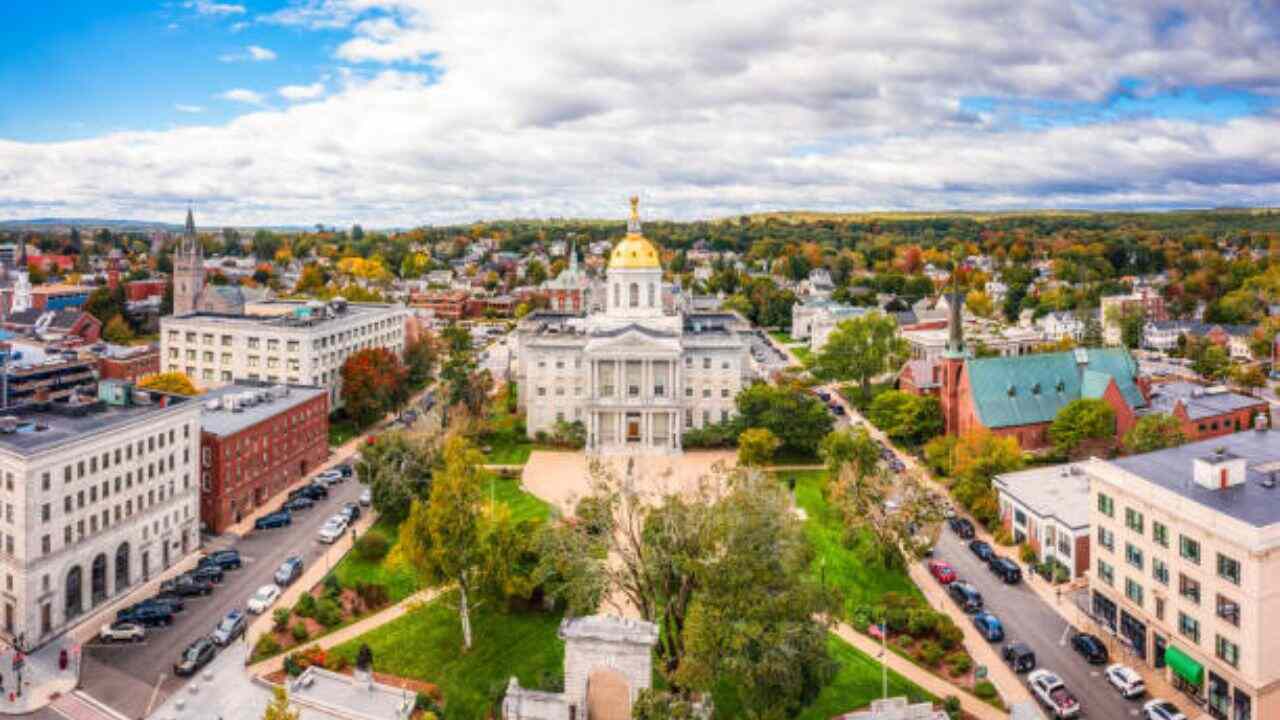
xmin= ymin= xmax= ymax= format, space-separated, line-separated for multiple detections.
xmin=1105 ymin=663 xmax=1146 ymax=698
xmin=99 ymin=621 xmax=146 ymax=643
xmin=358 ymin=488 xmax=372 ymax=507
xmin=1142 ymin=699 xmax=1187 ymax=720
xmin=317 ymin=516 xmax=349 ymax=544
xmin=315 ymin=470 xmax=343 ymax=486
xmin=246 ymin=584 xmax=281 ymax=614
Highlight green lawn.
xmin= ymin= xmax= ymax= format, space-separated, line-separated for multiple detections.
xmin=328 ymin=416 xmax=364 ymax=447
xmin=333 ymin=517 xmax=423 ymax=603
xmin=329 ymin=591 xmax=565 ymax=719
xmin=479 ymin=397 xmax=535 ymax=465
xmin=484 ymin=473 xmax=553 ymax=523
xmin=792 ymin=345 xmax=814 ymax=366
xmin=770 ymin=330 xmax=799 ymax=346
xmin=778 ymin=470 xmax=922 ymax=614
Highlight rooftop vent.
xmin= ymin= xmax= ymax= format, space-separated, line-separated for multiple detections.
xmin=1074 ymin=348 xmax=1089 ymax=365
xmin=1031 ymin=382 xmax=1041 ymax=395
xmin=1193 ymin=448 xmax=1247 ymax=491
xmin=1006 ymin=384 xmax=1016 ymax=397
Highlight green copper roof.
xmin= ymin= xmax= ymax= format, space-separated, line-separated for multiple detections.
xmin=965 ymin=348 xmax=1145 ymax=429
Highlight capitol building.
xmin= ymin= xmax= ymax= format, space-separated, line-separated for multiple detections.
xmin=515 ymin=198 xmax=754 ymax=454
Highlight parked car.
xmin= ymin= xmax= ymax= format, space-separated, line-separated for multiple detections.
xmin=281 ymin=496 xmax=315 ymax=513
xmin=989 ymin=557 xmax=1022 ymax=584
xmin=358 ymin=488 xmax=372 ymax=507
xmin=947 ymin=580 xmax=983 ymax=613
xmin=99 ymin=622 xmax=146 ymax=643
xmin=336 ymin=464 xmax=354 ymax=478
xmin=315 ymin=470 xmax=343 ymax=486
xmin=117 ymin=605 xmax=173 ymax=627
xmin=1002 ymin=642 xmax=1036 ymax=673
xmin=948 ymin=516 xmax=975 ymax=539
xmin=275 ymin=556 xmax=304 ymax=586
xmin=247 ymin=584 xmax=281 ymax=614
xmin=1105 ymin=663 xmax=1146 ymax=698
xmin=210 ymin=610 xmax=247 ymax=646
xmin=968 ymin=539 xmax=994 ymax=561
xmin=1142 ymin=699 xmax=1188 ymax=720
xmin=927 ymin=560 xmax=957 ymax=584
xmin=159 ymin=576 xmax=214 ymax=597
xmin=1071 ymin=632 xmax=1110 ymax=665
xmin=255 ymin=511 xmax=292 ymax=530
xmin=829 ymin=403 xmax=846 ymax=416
xmin=972 ymin=612 xmax=1005 ymax=642
xmin=199 ymin=550 xmax=242 ymax=571
xmin=173 ymin=638 xmax=217 ymax=677
xmin=816 ymin=390 xmax=831 ymax=402
xmin=301 ymin=482 xmax=329 ymax=500
xmin=137 ymin=596 xmax=185 ymax=613
xmin=1028 ymin=669 xmax=1080 ymax=718
xmin=186 ymin=564 xmax=224 ymax=585
xmin=340 ymin=502 xmax=361 ymax=523
xmin=317 ymin=515 xmax=349 ymax=544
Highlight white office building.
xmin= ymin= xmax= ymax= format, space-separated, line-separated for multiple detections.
xmin=0 ymin=381 xmax=201 ymax=648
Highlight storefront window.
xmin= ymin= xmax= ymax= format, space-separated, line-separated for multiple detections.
xmin=1208 ymin=673 xmax=1229 ymax=720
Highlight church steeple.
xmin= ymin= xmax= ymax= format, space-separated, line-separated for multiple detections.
xmin=173 ymin=206 xmax=205 ymax=316
xmin=184 ymin=206 xmax=196 ymax=238
xmin=943 ymin=268 xmax=967 ymax=358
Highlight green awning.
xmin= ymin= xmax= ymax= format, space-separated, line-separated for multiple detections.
xmin=1165 ymin=644 xmax=1204 ymax=686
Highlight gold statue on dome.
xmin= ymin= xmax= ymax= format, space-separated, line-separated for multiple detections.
xmin=629 ymin=195 xmax=639 ymax=220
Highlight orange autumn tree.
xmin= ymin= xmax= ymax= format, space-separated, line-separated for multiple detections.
xmin=340 ymin=347 xmax=409 ymax=427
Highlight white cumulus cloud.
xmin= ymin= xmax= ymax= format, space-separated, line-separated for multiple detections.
xmin=3 ymin=1 xmax=1280 ymax=226
xmin=220 ymin=45 xmax=277 ymax=62
xmin=185 ymin=0 xmax=245 ymax=16
xmin=219 ymin=88 xmax=266 ymax=105
xmin=279 ymin=83 xmax=326 ymax=101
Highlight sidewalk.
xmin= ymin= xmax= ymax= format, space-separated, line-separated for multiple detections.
xmin=245 ymin=586 xmax=445 ymax=676
xmin=830 ymin=622 xmax=1008 ymax=720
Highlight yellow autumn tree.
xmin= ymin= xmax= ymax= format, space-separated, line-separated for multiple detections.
xmin=137 ymin=372 xmax=201 ymax=396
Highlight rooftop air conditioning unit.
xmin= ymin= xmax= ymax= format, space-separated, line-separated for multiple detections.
xmin=204 ymin=399 xmax=221 ymax=412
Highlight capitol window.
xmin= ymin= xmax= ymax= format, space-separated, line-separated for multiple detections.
xmin=629 ymin=283 xmax=640 ymax=308
xmin=648 ymin=283 xmax=655 ymax=307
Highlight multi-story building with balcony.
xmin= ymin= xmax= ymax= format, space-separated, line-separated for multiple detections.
xmin=0 ymin=380 xmax=201 ymax=648
xmin=514 ymin=199 xmax=753 ymax=453
xmin=1087 ymin=430 xmax=1280 ymax=720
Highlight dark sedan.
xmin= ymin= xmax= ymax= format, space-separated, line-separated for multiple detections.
xmin=947 ymin=580 xmax=984 ymax=613
xmin=948 ymin=516 xmax=975 ymax=539
xmin=968 ymin=539 xmax=994 ymax=561
xmin=1071 ymin=632 xmax=1110 ymax=665
xmin=254 ymin=511 xmax=292 ymax=530
xmin=281 ymin=496 xmax=315 ymax=513
xmin=173 ymin=638 xmax=217 ymax=677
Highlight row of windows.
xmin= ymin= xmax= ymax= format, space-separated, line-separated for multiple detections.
xmin=38 ymin=475 xmax=193 ymax=557
xmin=1098 ymin=492 xmax=1240 ymax=584
xmin=169 ymin=320 xmax=399 ymax=351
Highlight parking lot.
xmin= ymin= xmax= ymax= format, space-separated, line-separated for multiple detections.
xmin=931 ymin=530 xmax=1151 ymax=719
xmin=79 ymin=474 xmax=365 ymax=719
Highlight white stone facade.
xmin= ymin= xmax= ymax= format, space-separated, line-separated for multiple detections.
xmin=161 ymin=300 xmax=407 ymax=408
xmin=0 ymin=395 xmax=202 ymax=649
xmin=515 ymin=203 xmax=751 ymax=454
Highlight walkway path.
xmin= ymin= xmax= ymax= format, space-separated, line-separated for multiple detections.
xmin=245 ymin=586 xmax=445 ymax=676
xmin=830 ymin=622 xmax=1009 ymax=720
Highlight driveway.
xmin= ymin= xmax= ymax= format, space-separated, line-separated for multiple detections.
xmin=932 ymin=530 xmax=1145 ymax=719
xmin=78 ymin=477 xmax=365 ymax=719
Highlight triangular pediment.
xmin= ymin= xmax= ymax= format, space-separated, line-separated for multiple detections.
xmin=586 ymin=325 xmax=681 ymax=353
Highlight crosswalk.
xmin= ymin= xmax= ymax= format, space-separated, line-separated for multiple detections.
xmin=49 ymin=692 xmax=126 ymax=720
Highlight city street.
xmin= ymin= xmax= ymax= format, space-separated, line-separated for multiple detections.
xmin=932 ymin=530 xmax=1145 ymax=719
xmin=78 ymin=477 xmax=365 ymax=719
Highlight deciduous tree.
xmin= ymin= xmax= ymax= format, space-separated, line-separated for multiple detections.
xmin=138 ymin=371 xmax=200 ymax=396
xmin=736 ymin=427 xmax=780 ymax=466
xmin=734 ymin=382 xmax=833 ymax=456
xmin=355 ymin=433 xmax=433 ymax=525
xmin=1049 ymin=398 xmax=1116 ymax=457
xmin=819 ymin=426 xmax=879 ymax=478
xmin=340 ymin=347 xmax=409 ymax=427
xmin=810 ymin=312 xmax=907 ymax=399
xmin=1122 ymin=413 xmax=1188 ymax=455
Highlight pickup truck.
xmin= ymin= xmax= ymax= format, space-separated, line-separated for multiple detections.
xmin=1028 ymin=669 xmax=1081 ymax=718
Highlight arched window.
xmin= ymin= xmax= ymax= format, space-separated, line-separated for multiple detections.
xmin=65 ymin=566 xmax=83 ymax=620
xmin=648 ymin=283 xmax=655 ymax=307
xmin=115 ymin=543 xmax=131 ymax=593
xmin=91 ymin=554 xmax=109 ymax=606
xmin=629 ymin=283 xmax=640 ymax=308
xmin=613 ymin=283 xmax=620 ymax=309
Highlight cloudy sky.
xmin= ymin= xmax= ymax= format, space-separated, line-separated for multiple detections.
xmin=1 ymin=1 xmax=1279 ymax=227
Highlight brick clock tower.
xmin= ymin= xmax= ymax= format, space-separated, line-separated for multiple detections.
xmin=939 ymin=277 xmax=970 ymax=436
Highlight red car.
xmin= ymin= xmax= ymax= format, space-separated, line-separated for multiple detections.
xmin=928 ymin=560 xmax=957 ymax=584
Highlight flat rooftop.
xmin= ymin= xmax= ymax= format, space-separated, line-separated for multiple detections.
xmin=1143 ymin=381 xmax=1266 ymax=421
xmin=200 ymin=382 xmax=327 ymax=437
xmin=168 ymin=300 xmax=401 ymax=329
xmin=994 ymin=463 xmax=1091 ymax=529
xmin=1107 ymin=429 xmax=1280 ymax=527
xmin=0 ymin=393 xmax=193 ymax=456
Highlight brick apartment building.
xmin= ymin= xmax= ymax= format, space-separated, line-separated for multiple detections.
xmin=409 ymin=290 xmax=467 ymax=320
xmin=198 ymin=382 xmax=329 ymax=533
xmin=1144 ymin=381 xmax=1270 ymax=442
xmin=98 ymin=345 xmax=161 ymax=382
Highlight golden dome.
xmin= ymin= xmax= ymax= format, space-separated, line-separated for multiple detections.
xmin=608 ymin=195 xmax=661 ymax=270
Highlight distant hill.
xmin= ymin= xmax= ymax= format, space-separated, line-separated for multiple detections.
xmin=0 ymin=218 xmax=312 ymax=232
